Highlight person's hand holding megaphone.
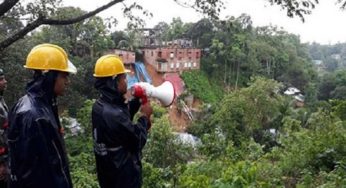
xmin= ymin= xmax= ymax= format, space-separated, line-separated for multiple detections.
xmin=139 ymin=99 xmax=153 ymax=130
xmin=131 ymin=83 xmax=155 ymax=130
xmin=140 ymin=102 xmax=153 ymax=120
xmin=131 ymin=83 xmax=150 ymax=105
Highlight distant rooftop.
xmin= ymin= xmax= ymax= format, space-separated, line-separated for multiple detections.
xmin=284 ymin=87 xmax=301 ymax=95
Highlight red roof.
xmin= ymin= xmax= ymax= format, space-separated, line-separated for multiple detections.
xmin=164 ymin=73 xmax=184 ymax=96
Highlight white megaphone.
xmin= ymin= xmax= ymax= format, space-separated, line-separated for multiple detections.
xmin=131 ymin=81 xmax=175 ymax=107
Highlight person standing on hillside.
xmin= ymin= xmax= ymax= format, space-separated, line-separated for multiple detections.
xmin=92 ymin=54 xmax=152 ymax=188
xmin=0 ymin=69 xmax=9 ymax=188
xmin=7 ymin=43 xmax=77 ymax=188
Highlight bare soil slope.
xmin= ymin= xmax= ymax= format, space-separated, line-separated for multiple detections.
xmin=144 ymin=63 xmax=190 ymax=132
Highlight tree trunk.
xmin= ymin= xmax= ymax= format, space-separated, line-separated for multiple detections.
xmin=224 ymin=59 xmax=227 ymax=85
xmin=235 ymin=61 xmax=240 ymax=90
xmin=0 ymin=0 xmax=124 ymax=51
xmin=228 ymin=60 xmax=232 ymax=91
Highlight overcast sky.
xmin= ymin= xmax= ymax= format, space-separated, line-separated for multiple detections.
xmin=63 ymin=0 xmax=346 ymax=44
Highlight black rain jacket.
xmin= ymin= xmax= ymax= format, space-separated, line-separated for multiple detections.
xmin=92 ymin=77 xmax=150 ymax=188
xmin=7 ymin=71 xmax=72 ymax=188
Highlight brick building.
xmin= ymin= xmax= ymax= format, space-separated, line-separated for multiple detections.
xmin=107 ymin=49 xmax=136 ymax=65
xmin=141 ymin=47 xmax=201 ymax=73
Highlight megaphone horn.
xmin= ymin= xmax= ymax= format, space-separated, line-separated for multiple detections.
xmin=132 ymin=81 xmax=175 ymax=107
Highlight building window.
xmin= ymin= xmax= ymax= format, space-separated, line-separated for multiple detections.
xmin=188 ymin=62 xmax=191 ymax=67
xmin=170 ymin=52 xmax=174 ymax=59
xmin=158 ymin=51 xmax=162 ymax=58
xmin=179 ymin=51 xmax=183 ymax=57
xmin=184 ymin=62 xmax=187 ymax=67
xmin=170 ymin=63 xmax=174 ymax=69
xmin=161 ymin=63 xmax=167 ymax=71
xmin=151 ymin=51 xmax=153 ymax=56
xmin=176 ymin=63 xmax=180 ymax=68
xmin=193 ymin=62 xmax=197 ymax=67
xmin=196 ymin=52 xmax=199 ymax=58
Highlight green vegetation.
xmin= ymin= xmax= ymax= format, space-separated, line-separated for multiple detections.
xmin=1 ymin=3 xmax=346 ymax=187
xmin=64 ymin=77 xmax=346 ymax=187
xmin=181 ymin=70 xmax=223 ymax=103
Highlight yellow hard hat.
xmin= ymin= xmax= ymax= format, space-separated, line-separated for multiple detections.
xmin=25 ymin=43 xmax=77 ymax=74
xmin=93 ymin=54 xmax=130 ymax=77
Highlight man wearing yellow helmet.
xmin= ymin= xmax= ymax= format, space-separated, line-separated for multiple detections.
xmin=92 ymin=54 xmax=152 ymax=188
xmin=7 ymin=43 xmax=77 ymax=188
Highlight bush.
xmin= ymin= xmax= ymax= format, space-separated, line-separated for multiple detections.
xmin=181 ymin=70 xmax=223 ymax=104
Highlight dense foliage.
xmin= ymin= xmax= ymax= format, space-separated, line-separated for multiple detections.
xmin=181 ymin=70 xmax=223 ymax=103
xmin=64 ymin=77 xmax=346 ymax=187
xmin=1 ymin=3 xmax=346 ymax=187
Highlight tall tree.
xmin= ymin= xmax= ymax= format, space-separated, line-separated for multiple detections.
xmin=0 ymin=0 xmax=123 ymax=50
xmin=153 ymin=21 xmax=170 ymax=41
xmin=32 ymin=7 xmax=114 ymax=57
xmin=186 ymin=18 xmax=214 ymax=48
xmin=166 ymin=17 xmax=191 ymax=40
xmin=0 ymin=0 xmax=225 ymax=50
xmin=2 ymin=0 xmax=346 ymax=51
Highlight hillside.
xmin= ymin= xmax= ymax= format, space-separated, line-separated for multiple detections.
xmin=144 ymin=63 xmax=191 ymax=132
